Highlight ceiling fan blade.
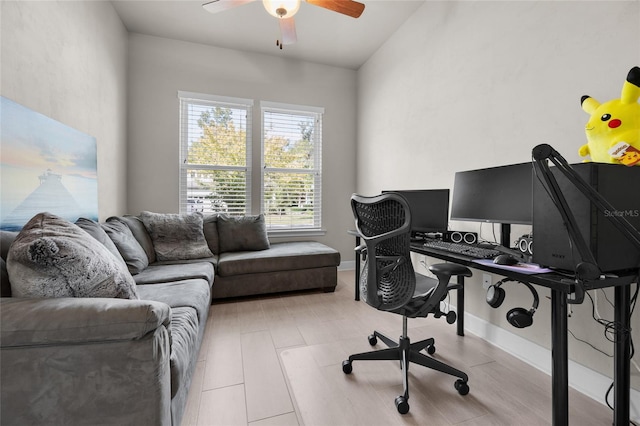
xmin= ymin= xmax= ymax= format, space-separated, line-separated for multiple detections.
xmin=279 ymin=17 xmax=297 ymax=45
xmin=305 ymin=0 xmax=365 ymax=18
xmin=202 ymin=0 xmax=256 ymax=14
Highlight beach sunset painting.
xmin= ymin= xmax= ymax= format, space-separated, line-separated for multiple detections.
xmin=1 ymin=96 xmax=98 ymax=231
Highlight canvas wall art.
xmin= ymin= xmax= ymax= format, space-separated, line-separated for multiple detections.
xmin=1 ymin=96 xmax=98 ymax=231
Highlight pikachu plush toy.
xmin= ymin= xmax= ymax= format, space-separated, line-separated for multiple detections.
xmin=579 ymin=66 xmax=640 ymax=166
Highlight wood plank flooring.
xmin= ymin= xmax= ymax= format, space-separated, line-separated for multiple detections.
xmin=181 ymin=270 xmax=613 ymax=426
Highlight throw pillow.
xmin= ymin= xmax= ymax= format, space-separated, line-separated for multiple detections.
xmin=6 ymin=212 xmax=138 ymax=299
xmin=75 ymin=217 xmax=128 ymax=270
xmin=203 ymin=214 xmax=220 ymax=255
xmin=119 ymin=215 xmax=157 ymax=263
xmin=217 ymin=214 xmax=270 ymax=252
xmin=102 ymin=218 xmax=150 ymax=275
xmin=139 ymin=211 xmax=214 ymax=261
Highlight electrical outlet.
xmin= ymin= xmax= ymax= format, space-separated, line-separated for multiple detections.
xmin=482 ymin=274 xmax=492 ymax=289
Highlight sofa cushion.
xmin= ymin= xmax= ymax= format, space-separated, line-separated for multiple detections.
xmin=118 ymin=215 xmax=157 ymax=263
xmin=203 ymin=214 xmax=220 ymax=255
xmin=133 ymin=262 xmax=215 ymax=287
xmin=140 ymin=211 xmax=213 ymax=261
xmin=217 ymin=214 xmax=270 ymax=252
xmin=136 ymin=279 xmax=210 ymax=398
xmin=216 ymin=241 xmax=340 ymax=276
xmin=167 ymin=306 xmax=199 ymax=398
xmin=102 ymin=218 xmax=149 ymax=275
xmin=6 ymin=213 xmax=138 ymax=299
xmin=136 ymin=279 xmax=210 ymax=327
xmin=75 ymin=218 xmax=128 ymax=270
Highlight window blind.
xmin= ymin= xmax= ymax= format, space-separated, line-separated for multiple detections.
xmin=261 ymin=102 xmax=324 ymax=230
xmin=179 ymin=92 xmax=252 ymax=215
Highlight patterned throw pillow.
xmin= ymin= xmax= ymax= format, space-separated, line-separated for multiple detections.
xmin=6 ymin=212 xmax=138 ymax=299
xmin=139 ymin=211 xmax=214 ymax=261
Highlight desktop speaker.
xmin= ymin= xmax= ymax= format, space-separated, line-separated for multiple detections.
xmin=533 ymin=163 xmax=640 ymax=272
xmin=517 ymin=235 xmax=533 ymax=255
xmin=443 ymin=231 xmax=477 ymax=244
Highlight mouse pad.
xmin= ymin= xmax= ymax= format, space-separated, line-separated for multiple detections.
xmin=472 ymin=259 xmax=553 ymax=274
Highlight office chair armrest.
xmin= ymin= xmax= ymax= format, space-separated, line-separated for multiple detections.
xmin=410 ymin=265 xmax=471 ymax=318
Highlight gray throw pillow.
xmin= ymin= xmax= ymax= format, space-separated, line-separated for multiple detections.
xmin=217 ymin=214 xmax=270 ymax=252
xmin=102 ymin=218 xmax=149 ymax=275
xmin=6 ymin=212 xmax=138 ymax=299
xmin=140 ymin=211 xmax=214 ymax=261
xmin=119 ymin=215 xmax=157 ymax=263
xmin=203 ymin=214 xmax=220 ymax=255
xmin=75 ymin=218 xmax=128 ymax=270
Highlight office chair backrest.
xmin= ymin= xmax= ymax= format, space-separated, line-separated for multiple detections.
xmin=351 ymin=193 xmax=416 ymax=311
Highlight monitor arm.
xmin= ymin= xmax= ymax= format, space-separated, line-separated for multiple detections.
xmin=532 ymin=144 xmax=640 ymax=304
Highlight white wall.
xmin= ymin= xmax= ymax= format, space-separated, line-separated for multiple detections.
xmin=357 ymin=0 xmax=640 ymax=392
xmin=0 ymin=0 xmax=129 ymax=220
xmin=126 ymin=34 xmax=357 ymax=257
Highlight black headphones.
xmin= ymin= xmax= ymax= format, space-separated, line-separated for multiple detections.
xmin=486 ymin=278 xmax=539 ymax=328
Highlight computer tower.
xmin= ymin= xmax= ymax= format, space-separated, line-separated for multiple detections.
xmin=533 ymin=163 xmax=640 ymax=273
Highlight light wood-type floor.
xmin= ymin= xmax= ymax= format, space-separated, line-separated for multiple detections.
xmin=181 ymin=270 xmax=613 ymax=426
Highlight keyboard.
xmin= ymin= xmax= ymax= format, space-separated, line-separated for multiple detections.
xmin=421 ymin=240 xmax=502 ymax=259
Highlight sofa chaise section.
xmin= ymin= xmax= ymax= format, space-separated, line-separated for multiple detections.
xmin=213 ymin=241 xmax=341 ymax=299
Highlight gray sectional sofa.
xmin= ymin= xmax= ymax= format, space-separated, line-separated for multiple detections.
xmin=0 ymin=211 xmax=340 ymax=425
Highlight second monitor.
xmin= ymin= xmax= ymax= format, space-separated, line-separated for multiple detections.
xmin=382 ymin=189 xmax=450 ymax=238
xmin=450 ymin=162 xmax=534 ymax=247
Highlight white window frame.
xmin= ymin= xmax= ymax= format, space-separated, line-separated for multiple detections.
xmin=260 ymin=101 xmax=324 ymax=235
xmin=178 ymin=91 xmax=253 ymax=215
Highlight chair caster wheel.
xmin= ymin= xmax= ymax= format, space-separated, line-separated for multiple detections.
xmin=395 ymin=396 xmax=409 ymax=414
xmin=342 ymin=360 xmax=353 ymax=374
xmin=455 ymin=379 xmax=469 ymax=395
xmin=368 ymin=334 xmax=377 ymax=346
xmin=426 ymin=344 xmax=436 ymax=355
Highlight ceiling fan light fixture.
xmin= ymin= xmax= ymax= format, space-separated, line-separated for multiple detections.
xmin=262 ymin=0 xmax=301 ymax=18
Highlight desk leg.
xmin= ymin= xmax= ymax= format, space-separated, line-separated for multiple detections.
xmin=551 ymin=290 xmax=569 ymax=426
xmin=354 ymin=235 xmax=361 ymax=301
xmin=613 ymin=284 xmax=630 ymax=425
xmin=456 ymin=275 xmax=464 ymax=336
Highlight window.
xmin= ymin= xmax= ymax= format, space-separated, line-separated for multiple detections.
xmin=179 ymin=92 xmax=253 ymax=215
xmin=179 ymin=93 xmax=324 ymax=233
xmin=261 ymin=102 xmax=323 ymax=232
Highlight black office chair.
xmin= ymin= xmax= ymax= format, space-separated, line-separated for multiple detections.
xmin=342 ymin=193 xmax=472 ymax=414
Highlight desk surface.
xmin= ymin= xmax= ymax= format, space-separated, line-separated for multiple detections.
xmin=411 ymin=242 xmax=636 ymax=293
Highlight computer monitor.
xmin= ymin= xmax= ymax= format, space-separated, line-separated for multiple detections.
xmin=382 ymin=189 xmax=450 ymax=235
xmin=450 ymin=162 xmax=533 ymax=245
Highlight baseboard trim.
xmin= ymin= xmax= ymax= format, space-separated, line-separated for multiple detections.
xmin=464 ymin=311 xmax=640 ymax=422
xmin=338 ymin=260 xmax=355 ymax=271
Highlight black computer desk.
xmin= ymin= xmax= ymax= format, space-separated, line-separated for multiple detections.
xmin=409 ymin=242 xmax=635 ymax=426
xmin=349 ymin=232 xmax=635 ymax=425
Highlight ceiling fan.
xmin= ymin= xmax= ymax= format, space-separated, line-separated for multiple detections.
xmin=202 ymin=0 xmax=365 ymax=49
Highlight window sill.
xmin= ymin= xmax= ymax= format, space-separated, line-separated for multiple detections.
xmin=268 ymin=229 xmax=326 ymax=238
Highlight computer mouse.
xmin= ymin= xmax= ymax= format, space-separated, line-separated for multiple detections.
xmin=493 ymin=254 xmax=520 ymax=266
